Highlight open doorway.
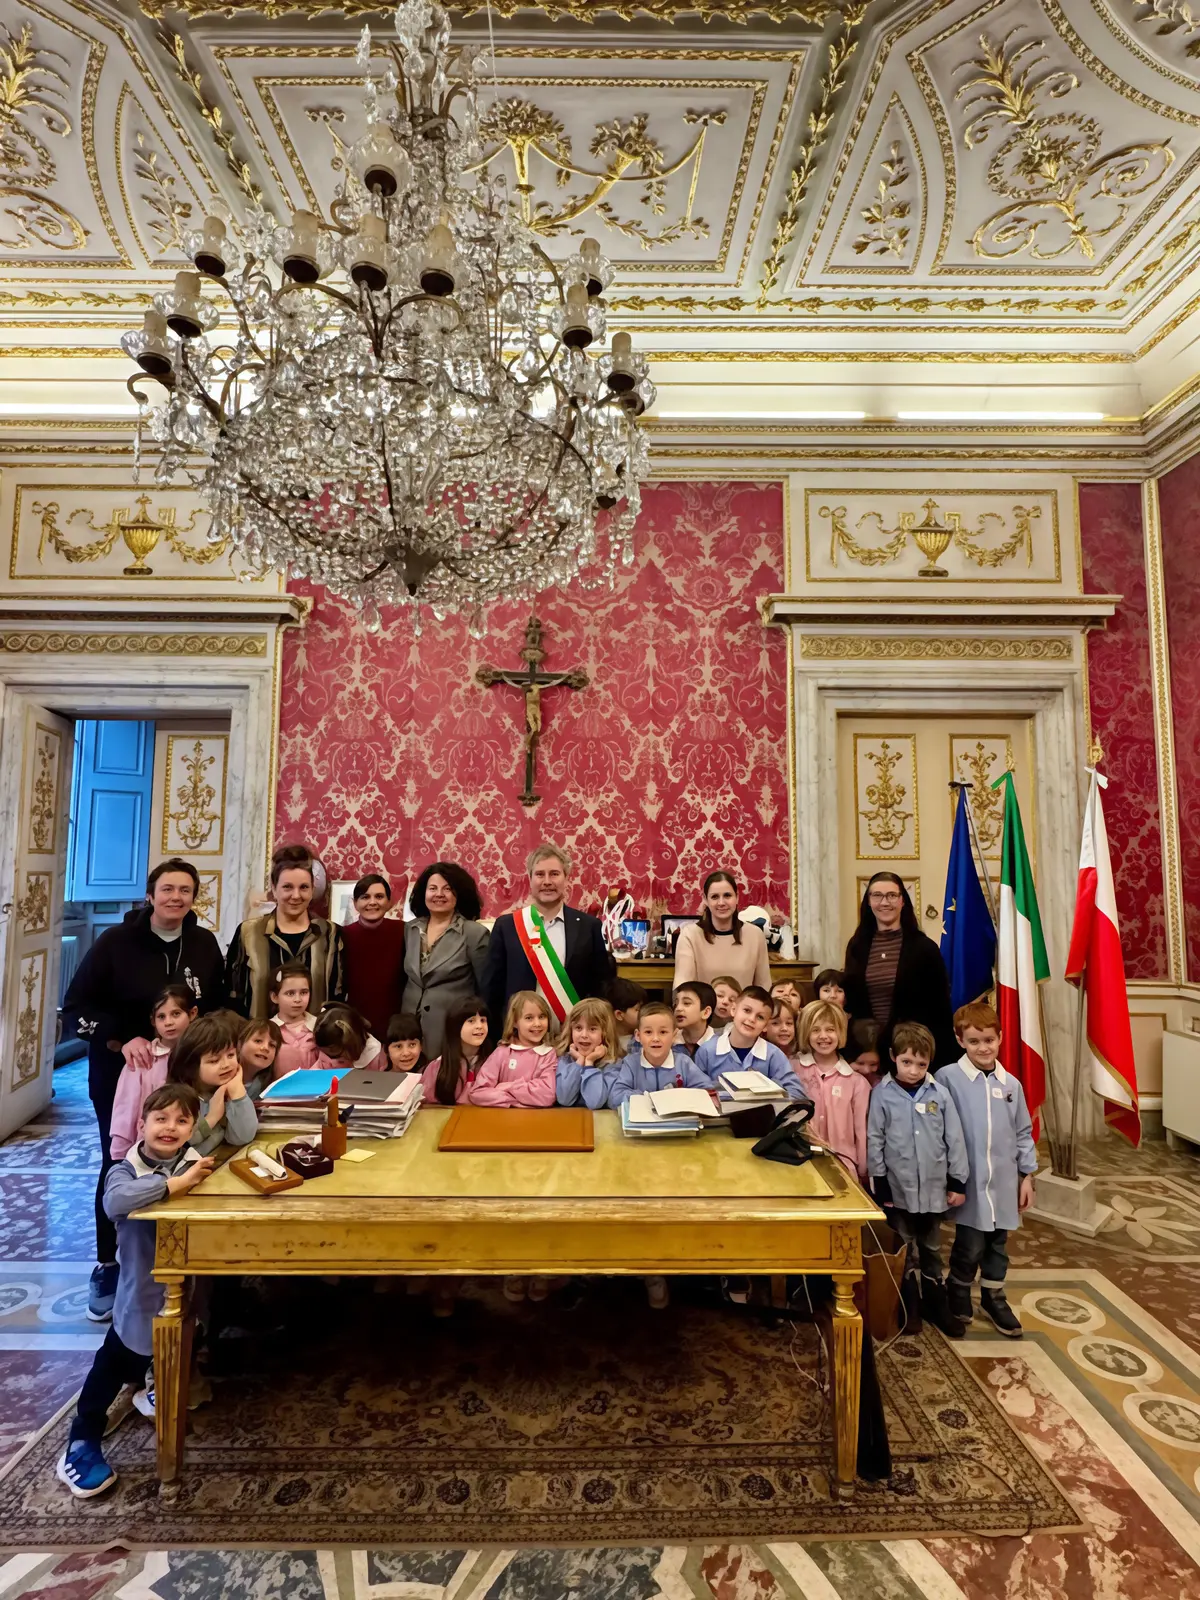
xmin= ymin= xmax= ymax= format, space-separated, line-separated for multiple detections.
xmin=0 ymin=665 xmax=274 ymax=1144
xmin=58 ymin=715 xmax=233 ymax=1065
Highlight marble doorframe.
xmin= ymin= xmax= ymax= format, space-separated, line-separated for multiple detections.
xmin=791 ymin=654 xmax=1094 ymax=1137
xmin=0 ymin=640 xmax=283 ymax=1129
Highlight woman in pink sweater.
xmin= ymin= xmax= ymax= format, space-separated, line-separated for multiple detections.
xmin=467 ymin=991 xmax=557 ymax=1107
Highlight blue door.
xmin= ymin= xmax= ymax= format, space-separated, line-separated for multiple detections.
xmin=68 ymin=721 xmax=155 ymax=899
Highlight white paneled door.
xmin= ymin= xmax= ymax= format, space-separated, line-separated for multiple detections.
xmin=1 ymin=701 xmax=74 ymax=1139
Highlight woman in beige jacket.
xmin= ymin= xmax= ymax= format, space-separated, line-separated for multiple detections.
xmin=672 ymin=870 xmax=772 ymax=992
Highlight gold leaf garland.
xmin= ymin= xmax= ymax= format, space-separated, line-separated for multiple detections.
xmin=0 ymin=21 xmax=87 ymax=253
xmin=138 ymin=0 xmax=840 ymax=20
xmin=757 ymin=2 xmax=866 ymax=303
xmin=156 ymin=28 xmax=264 ymax=209
xmin=0 ymin=632 xmax=267 ymax=656
xmin=799 ymin=637 xmax=1073 ymax=661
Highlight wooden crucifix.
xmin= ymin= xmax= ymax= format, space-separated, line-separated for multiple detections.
xmin=476 ymin=615 xmax=588 ymax=807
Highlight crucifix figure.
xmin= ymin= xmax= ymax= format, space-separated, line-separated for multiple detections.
xmin=476 ymin=615 xmax=588 ymax=807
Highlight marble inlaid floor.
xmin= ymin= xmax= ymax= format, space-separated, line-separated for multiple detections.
xmin=3 ymin=1062 xmax=1200 ymax=1598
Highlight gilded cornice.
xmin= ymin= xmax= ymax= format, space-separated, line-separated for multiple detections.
xmin=137 ymin=0 xmax=840 ymax=18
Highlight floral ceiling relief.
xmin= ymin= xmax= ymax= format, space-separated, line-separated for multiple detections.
xmin=954 ymin=27 xmax=1175 ymax=263
xmin=276 ymin=482 xmax=791 ymax=921
xmin=0 ymin=19 xmax=86 ymax=252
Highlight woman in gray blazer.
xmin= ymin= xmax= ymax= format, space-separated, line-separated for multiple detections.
xmin=402 ymin=861 xmax=490 ymax=1058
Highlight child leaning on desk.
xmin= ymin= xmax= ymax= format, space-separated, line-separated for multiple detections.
xmin=555 ymin=997 xmax=622 ymax=1108
xmin=466 ymin=991 xmax=558 ymax=1108
xmin=167 ymin=1013 xmax=258 ymax=1155
xmin=606 ymin=1001 xmax=714 ymax=1111
xmin=694 ymin=986 xmax=805 ymax=1100
xmin=57 ymin=1082 xmax=213 ymax=1499
xmin=607 ymin=1001 xmax=716 ymax=1313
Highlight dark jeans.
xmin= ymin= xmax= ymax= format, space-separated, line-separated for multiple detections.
xmin=69 ymin=1327 xmax=150 ymax=1447
xmin=892 ymin=1209 xmax=944 ymax=1281
xmin=87 ymin=1042 xmax=125 ymax=1264
xmin=949 ymin=1224 xmax=1010 ymax=1291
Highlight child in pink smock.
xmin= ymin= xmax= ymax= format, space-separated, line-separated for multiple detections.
xmin=421 ymin=999 xmax=492 ymax=1105
xmin=108 ymin=984 xmax=196 ymax=1161
xmin=795 ymin=999 xmax=869 ymax=1182
xmin=466 ymin=990 xmax=557 ymax=1108
xmin=270 ymin=963 xmax=320 ymax=1078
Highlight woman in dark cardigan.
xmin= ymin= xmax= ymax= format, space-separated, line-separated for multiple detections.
xmin=843 ymin=871 xmax=956 ymax=1068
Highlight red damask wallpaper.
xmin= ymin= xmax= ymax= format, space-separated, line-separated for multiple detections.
xmin=275 ymin=480 xmax=791 ymax=920
xmin=1078 ymin=481 xmax=1167 ymax=980
xmin=1159 ymin=455 xmax=1200 ymax=982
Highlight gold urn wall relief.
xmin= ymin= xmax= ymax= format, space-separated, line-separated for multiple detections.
xmin=794 ymin=475 xmax=1070 ymax=587
xmin=3 ymin=476 xmax=284 ymax=592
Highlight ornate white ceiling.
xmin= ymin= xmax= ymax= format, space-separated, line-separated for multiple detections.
xmin=2 ymin=0 xmax=1199 ymax=451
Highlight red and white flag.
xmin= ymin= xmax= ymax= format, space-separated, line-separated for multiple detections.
xmin=1065 ymin=769 xmax=1141 ymax=1145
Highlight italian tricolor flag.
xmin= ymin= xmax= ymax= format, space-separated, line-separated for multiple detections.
xmin=1066 ymin=770 xmax=1141 ymax=1146
xmin=993 ymin=772 xmax=1050 ymax=1139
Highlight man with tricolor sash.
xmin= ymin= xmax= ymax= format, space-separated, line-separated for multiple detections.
xmin=482 ymin=842 xmax=615 ymax=1034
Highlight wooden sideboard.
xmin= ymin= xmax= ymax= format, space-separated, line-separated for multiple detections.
xmin=613 ymin=958 xmax=817 ymax=1000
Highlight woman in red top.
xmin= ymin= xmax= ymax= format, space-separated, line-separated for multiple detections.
xmin=341 ymin=874 xmax=407 ymax=1042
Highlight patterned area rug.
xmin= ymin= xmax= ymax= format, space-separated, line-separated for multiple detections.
xmin=0 ymin=1282 xmax=1081 ymax=1547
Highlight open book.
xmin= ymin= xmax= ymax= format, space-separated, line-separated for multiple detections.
xmin=647 ymin=1087 xmax=722 ymax=1120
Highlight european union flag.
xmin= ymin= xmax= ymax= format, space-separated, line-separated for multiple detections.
xmin=940 ymin=789 xmax=997 ymax=1012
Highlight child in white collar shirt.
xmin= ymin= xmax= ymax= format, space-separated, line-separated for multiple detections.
xmin=607 ymin=1002 xmax=714 ymax=1111
xmin=695 ymin=986 xmax=804 ymax=1100
xmin=937 ymin=1001 xmax=1037 ymax=1338
xmin=607 ymin=1001 xmax=713 ymax=1312
xmin=467 ymin=990 xmax=558 ymax=1107
xmin=673 ymin=981 xmax=717 ymax=1059
xmin=793 ymin=999 xmax=868 ymax=1180
xmin=867 ymin=1021 xmax=969 ymax=1338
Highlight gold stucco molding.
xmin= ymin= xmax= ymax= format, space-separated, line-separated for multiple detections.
xmin=0 ymin=631 xmax=268 ymax=656
xmin=795 ymin=634 xmax=1073 ymax=661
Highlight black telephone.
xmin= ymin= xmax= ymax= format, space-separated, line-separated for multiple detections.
xmin=750 ymin=1099 xmax=818 ymax=1166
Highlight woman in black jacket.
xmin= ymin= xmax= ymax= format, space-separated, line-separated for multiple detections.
xmin=62 ymin=857 xmax=224 ymax=1320
xmin=843 ymin=871 xmax=956 ymax=1069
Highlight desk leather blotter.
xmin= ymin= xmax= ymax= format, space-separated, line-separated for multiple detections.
xmin=438 ymin=1106 xmax=595 ymax=1153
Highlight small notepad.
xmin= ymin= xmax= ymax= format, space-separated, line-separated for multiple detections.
xmin=341 ymin=1147 xmax=376 ymax=1163
xmin=719 ymin=1069 xmax=778 ymax=1096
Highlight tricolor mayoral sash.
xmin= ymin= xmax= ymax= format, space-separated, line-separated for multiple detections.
xmin=514 ymin=905 xmax=578 ymax=1023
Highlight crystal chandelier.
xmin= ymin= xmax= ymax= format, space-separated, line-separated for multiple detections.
xmin=120 ymin=0 xmax=655 ymax=630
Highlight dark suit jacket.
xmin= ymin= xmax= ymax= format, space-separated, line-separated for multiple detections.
xmin=844 ymin=926 xmax=956 ymax=1070
xmin=483 ymin=905 xmax=615 ymax=1032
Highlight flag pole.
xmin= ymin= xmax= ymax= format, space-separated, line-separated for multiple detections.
xmin=951 ymin=780 xmax=999 ymax=927
xmin=1066 ymin=767 xmax=1101 ymax=1181
xmin=1037 ymin=982 xmax=1070 ymax=1178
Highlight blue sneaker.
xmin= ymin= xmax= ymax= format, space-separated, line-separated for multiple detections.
xmin=56 ymin=1440 xmax=117 ymax=1498
xmin=87 ymin=1263 xmax=118 ymax=1323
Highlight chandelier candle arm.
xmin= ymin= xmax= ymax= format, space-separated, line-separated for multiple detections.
xmin=119 ymin=0 xmax=653 ymax=631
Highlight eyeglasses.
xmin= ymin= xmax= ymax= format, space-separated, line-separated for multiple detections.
xmin=868 ymin=891 xmax=902 ymax=902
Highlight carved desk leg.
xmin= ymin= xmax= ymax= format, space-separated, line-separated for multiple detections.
xmin=830 ymin=1275 xmax=862 ymax=1499
xmin=153 ymin=1278 xmax=192 ymax=1493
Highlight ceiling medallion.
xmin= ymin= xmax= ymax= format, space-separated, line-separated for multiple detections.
xmin=120 ymin=0 xmax=654 ymax=631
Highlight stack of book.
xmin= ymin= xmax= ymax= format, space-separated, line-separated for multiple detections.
xmin=619 ymin=1087 xmax=721 ymax=1138
xmin=716 ymin=1069 xmax=789 ymax=1107
xmin=257 ymin=1068 xmax=424 ymax=1139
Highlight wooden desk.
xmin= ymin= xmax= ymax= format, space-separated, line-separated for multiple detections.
xmin=615 ymin=958 xmax=817 ymax=998
xmin=137 ymin=1109 xmax=881 ymax=1496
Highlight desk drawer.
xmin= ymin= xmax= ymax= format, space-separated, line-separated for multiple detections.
xmin=167 ymin=1217 xmax=861 ymax=1276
